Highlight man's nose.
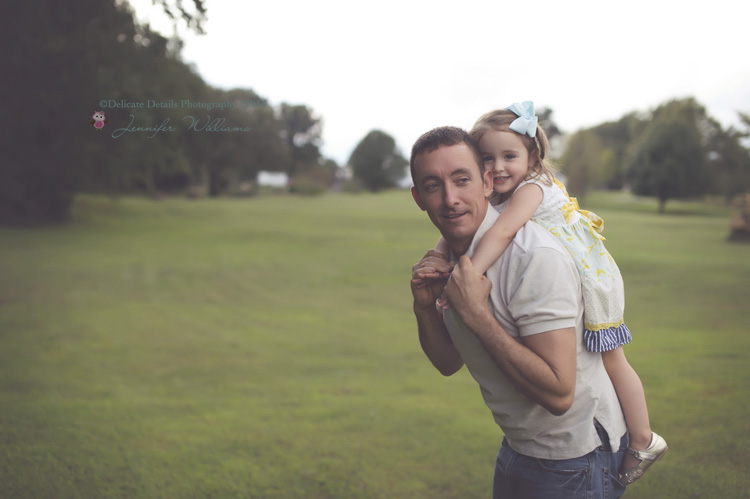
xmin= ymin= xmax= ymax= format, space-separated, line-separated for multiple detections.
xmin=443 ymin=183 xmax=460 ymax=206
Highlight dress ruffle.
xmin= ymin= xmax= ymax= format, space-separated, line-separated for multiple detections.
xmin=584 ymin=323 xmax=632 ymax=352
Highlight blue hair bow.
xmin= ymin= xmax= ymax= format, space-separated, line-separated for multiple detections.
xmin=506 ymin=101 xmax=538 ymax=138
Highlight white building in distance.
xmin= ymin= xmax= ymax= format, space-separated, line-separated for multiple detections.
xmin=257 ymin=171 xmax=288 ymax=187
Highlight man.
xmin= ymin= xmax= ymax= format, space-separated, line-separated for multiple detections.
xmin=409 ymin=126 xmax=628 ymax=498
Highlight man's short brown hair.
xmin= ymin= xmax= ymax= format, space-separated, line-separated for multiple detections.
xmin=409 ymin=126 xmax=484 ymax=184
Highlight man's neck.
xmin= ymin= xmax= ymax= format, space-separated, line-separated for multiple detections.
xmin=447 ymin=239 xmax=471 ymax=258
xmin=445 ymin=200 xmax=491 ymax=258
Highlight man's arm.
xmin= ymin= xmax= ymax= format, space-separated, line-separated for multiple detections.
xmin=444 ymin=256 xmax=576 ymax=415
xmin=411 ymin=250 xmax=464 ymax=376
xmin=414 ymin=302 xmax=465 ymax=376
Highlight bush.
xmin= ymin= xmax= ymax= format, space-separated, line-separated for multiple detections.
xmin=288 ymin=175 xmax=327 ymax=196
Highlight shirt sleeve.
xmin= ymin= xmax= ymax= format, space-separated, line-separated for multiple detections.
xmin=509 ymin=247 xmax=581 ymax=337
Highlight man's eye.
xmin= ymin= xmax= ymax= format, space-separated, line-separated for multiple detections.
xmin=425 ymin=183 xmax=439 ymax=192
xmin=457 ymin=177 xmax=469 ymax=185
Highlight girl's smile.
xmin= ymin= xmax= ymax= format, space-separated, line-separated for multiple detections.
xmin=493 ymin=175 xmax=512 ymax=185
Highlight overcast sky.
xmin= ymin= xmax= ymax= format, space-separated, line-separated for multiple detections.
xmin=128 ymin=0 xmax=750 ymax=165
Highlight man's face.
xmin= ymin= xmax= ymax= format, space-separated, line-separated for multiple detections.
xmin=411 ymin=143 xmax=493 ymax=255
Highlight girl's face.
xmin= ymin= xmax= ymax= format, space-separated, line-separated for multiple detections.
xmin=477 ymin=130 xmax=535 ymax=202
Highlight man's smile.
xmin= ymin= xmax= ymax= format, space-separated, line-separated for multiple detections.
xmin=442 ymin=211 xmax=468 ymax=222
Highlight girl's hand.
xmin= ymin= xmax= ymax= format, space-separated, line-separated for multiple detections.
xmin=411 ymin=250 xmax=453 ymax=310
xmin=411 ymin=250 xmax=453 ymax=288
xmin=437 ymin=293 xmax=451 ymax=310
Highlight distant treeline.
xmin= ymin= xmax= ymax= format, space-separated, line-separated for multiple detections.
xmin=558 ymin=97 xmax=750 ymax=212
xmin=1 ymin=0 xmax=336 ymax=225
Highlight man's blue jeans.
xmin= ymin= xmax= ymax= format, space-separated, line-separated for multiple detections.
xmin=492 ymin=421 xmax=628 ymax=498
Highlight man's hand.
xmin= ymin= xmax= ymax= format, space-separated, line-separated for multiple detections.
xmin=411 ymin=250 xmax=464 ymax=376
xmin=411 ymin=250 xmax=453 ymax=310
xmin=444 ymin=255 xmax=492 ymax=326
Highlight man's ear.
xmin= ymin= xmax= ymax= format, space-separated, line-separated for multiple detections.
xmin=482 ymin=168 xmax=494 ymax=198
xmin=411 ymin=186 xmax=426 ymax=211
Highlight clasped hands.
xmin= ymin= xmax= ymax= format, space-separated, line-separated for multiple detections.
xmin=411 ymin=250 xmax=492 ymax=322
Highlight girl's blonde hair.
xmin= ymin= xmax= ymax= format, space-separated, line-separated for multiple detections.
xmin=469 ymin=109 xmax=556 ymax=185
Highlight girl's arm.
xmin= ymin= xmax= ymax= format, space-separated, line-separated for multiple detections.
xmin=472 ymin=183 xmax=544 ymax=274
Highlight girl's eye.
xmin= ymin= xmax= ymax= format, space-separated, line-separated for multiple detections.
xmin=482 ymin=157 xmax=492 ymax=163
xmin=505 ymin=154 xmax=516 ymax=160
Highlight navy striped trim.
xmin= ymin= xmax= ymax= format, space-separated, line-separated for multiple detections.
xmin=584 ymin=324 xmax=632 ymax=352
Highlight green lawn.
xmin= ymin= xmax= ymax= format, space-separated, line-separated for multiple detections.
xmin=1 ymin=191 xmax=748 ymax=498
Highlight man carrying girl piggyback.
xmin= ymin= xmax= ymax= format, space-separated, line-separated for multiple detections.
xmin=414 ymin=101 xmax=668 ymax=484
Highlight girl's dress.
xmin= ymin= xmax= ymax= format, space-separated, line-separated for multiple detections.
xmin=491 ymin=176 xmax=632 ymax=352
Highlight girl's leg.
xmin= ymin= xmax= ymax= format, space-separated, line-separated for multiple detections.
xmin=601 ymin=346 xmax=652 ymax=471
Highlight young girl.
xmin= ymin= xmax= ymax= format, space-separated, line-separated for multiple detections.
xmin=421 ymin=102 xmax=667 ymax=484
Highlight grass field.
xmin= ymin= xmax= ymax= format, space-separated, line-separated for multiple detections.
xmin=1 ymin=190 xmax=749 ymax=498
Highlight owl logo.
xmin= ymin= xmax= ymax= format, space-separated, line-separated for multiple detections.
xmin=90 ymin=111 xmax=109 ymax=130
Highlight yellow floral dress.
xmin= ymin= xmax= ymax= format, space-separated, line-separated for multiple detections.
xmin=491 ymin=176 xmax=632 ymax=352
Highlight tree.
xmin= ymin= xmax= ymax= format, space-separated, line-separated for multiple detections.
xmin=706 ymin=111 xmax=750 ymax=202
xmin=348 ymin=130 xmax=408 ymax=192
xmin=537 ymin=107 xmax=562 ymax=142
xmin=183 ymin=87 xmax=289 ymax=196
xmin=559 ymin=130 xmax=616 ymax=200
xmin=739 ymin=112 xmax=750 ymax=139
xmin=151 ymin=0 xmax=208 ymax=34
xmin=1 ymin=0 xmax=127 ymax=223
xmin=625 ymin=119 xmax=708 ymax=213
xmin=288 ymin=158 xmax=340 ymax=196
xmin=651 ymin=98 xmax=719 ymax=145
xmin=558 ymin=112 xmax=644 ymax=194
xmin=589 ymin=112 xmax=646 ymax=189
xmin=279 ymin=104 xmax=322 ymax=178
xmin=0 ymin=0 xmax=208 ymax=225
xmin=708 ymin=125 xmax=750 ymax=202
